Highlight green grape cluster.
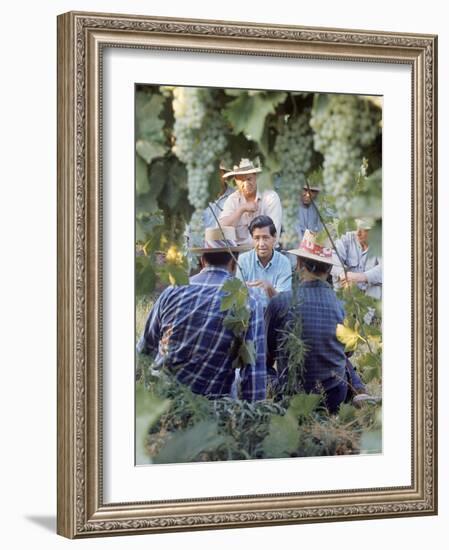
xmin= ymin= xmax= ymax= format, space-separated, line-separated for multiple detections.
xmin=274 ymin=111 xmax=314 ymax=248
xmin=310 ymin=95 xmax=380 ymax=214
xmin=172 ymin=88 xmax=228 ymax=210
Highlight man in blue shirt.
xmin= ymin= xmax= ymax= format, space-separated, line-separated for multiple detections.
xmin=266 ymin=230 xmax=370 ymax=412
xmin=236 ymin=215 xmax=292 ymax=308
xmin=333 ymin=219 xmax=382 ymax=299
xmin=137 ymin=227 xmax=266 ymax=402
xmin=295 ymin=184 xmax=323 ymax=242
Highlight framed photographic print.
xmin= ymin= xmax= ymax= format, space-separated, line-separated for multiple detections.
xmin=57 ymin=11 xmax=437 ymax=538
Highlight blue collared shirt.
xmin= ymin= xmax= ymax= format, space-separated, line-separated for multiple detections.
xmin=333 ymin=231 xmax=382 ymax=299
xmin=236 ymin=249 xmax=292 ymax=307
xmin=137 ymin=267 xmax=266 ymax=401
xmin=295 ymin=204 xmax=323 ymax=242
xmin=266 ymin=280 xmax=346 ymax=392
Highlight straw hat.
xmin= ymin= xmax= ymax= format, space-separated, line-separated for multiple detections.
xmin=223 ymin=159 xmax=262 ymax=179
xmin=355 ymin=218 xmax=373 ymax=230
xmin=303 ymin=183 xmax=320 ymax=192
xmin=190 ymin=226 xmax=252 ymax=254
xmin=288 ymin=230 xmax=340 ymax=266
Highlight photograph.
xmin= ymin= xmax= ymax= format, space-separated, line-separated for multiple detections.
xmin=134 ymin=84 xmax=383 ymax=465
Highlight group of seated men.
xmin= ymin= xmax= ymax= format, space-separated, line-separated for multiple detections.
xmin=137 ymin=159 xmax=382 ymax=412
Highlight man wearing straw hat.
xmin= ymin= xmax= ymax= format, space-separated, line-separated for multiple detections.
xmin=219 ymin=159 xmax=282 ymax=246
xmin=333 ymin=219 xmax=382 ymax=299
xmin=266 ymin=230 xmax=375 ymax=412
xmin=137 ymin=227 xmax=267 ymax=402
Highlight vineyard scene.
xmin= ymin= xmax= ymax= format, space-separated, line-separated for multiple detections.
xmin=135 ymin=84 xmax=383 ymax=465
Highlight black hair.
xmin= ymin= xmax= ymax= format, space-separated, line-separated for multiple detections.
xmin=202 ymin=251 xmax=237 ymax=266
xmin=300 ymin=257 xmax=332 ymax=275
xmin=248 ymin=215 xmax=276 ymax=237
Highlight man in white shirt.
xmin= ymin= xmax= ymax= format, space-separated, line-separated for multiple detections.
xmin=219 ymin=159 xmax=282 ymax=246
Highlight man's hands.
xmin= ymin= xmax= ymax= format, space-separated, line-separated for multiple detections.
xmin=339 ymin=271 xmax=368 ymax=288
xmin=239 ymin=202 xmax=258 ymax=215
xmin=247 ymin=280 xmax=277 ymax=298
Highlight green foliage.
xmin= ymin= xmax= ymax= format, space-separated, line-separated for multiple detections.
xmin=224 ymin=91 xmax=287 ymax=142
xmin=153 ymin=420 xmax=228 ymax=464
xmin=288 ymin=393 xmax=322 ymax=421
xmin=220 ymin=279 xmax=249 ymax=312
xmin=274 ymin=286 xmax=308 ymax=396
xmin=136 ymin=365 xmax=382 ymax=463
xmin=219 ymin=278 xmax=257 ymax=371
xmin=262 ymin=413 xmax=300 ymax=458
xmin=338 ymin=403 xmax=357 ymax=423
xmin=135 ymin=382 xmax=171 ymax=464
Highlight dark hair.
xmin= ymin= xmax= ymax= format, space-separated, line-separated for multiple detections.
xmin=300 ymin=257 xmax=332 ymax=275
xmin=202 ymin=251 xmax=237 ymax=266
xmin=248 ymin=215 xmax=276 ymax=237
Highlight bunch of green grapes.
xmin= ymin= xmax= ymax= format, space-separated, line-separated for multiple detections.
xmin=172 ymin=87 xmax=207 ymax=165
xmin=172 ymin=88 xmax=228 ymax=210
xmin=310 ymin=94 xmax=380 ymax=214
xmin=274 ymin=111 xmax=314 ymax=248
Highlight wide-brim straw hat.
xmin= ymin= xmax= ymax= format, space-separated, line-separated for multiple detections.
xmin=288 ymin=230 xmax=340 ymax=266
xmin=190 ymin=226 xmax=252 ymax=254
xmin=223 ymin=159 xmax=262 ymax=179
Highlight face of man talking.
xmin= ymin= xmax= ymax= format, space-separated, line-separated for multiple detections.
xmin=252 ymin=226 xmax=276 ymax=265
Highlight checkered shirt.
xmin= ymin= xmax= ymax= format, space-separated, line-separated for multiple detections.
xmin=137 ymin=267 xmax=266 ymax=401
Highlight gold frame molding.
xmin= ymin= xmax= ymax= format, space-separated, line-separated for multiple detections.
xmin=57 ymin=11 xmax=438 ymax=539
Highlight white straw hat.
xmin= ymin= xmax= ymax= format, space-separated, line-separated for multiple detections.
xmin=223 ymin=159 xmax=262 ymax=179
xmin=190 ymin=226 xmax=252 ymax=254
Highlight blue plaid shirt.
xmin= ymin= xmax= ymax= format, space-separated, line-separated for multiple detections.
xmin=266 ymin=280 xmax=346 ymax=392
xmin=137 ymin=267 xmax=266 ymax=401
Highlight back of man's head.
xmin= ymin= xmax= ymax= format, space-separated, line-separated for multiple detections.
xmin=299 ymin=257 xmax=332 ymax=276
xmin=202 ymin=251 xmax=238 ymax=269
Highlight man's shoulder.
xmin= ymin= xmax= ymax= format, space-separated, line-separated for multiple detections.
xmin=238 ymin=249 xmax=255 ymax=263
xmin=261 ymin=189 xmax=281 ymax=202
xmin=274 ymin=250 xmax=291 ymax=268
xmin=222 ymin=190 xmax=240 ymax=205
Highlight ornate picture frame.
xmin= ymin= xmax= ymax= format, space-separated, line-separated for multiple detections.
xmin=57 ymin=11 xmax=437 ymax=538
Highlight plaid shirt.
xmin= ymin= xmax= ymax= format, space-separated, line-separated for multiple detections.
xmin=266 ymin=279 xmax=346 ymax=392
xmin=137 ymin=267 xmax=266 ymax=401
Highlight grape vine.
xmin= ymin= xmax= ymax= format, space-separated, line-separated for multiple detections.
xmin=310 ymin=94 xmax=381 ymax=215
xmin=274 ymin=110 xmax=314 ymax=248
xmin=172 ymin=87 xmax=228 ymax=212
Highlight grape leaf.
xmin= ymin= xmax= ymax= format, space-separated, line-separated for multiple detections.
xmin=238 ymin=340 xmax=256 ymax=366
xmin=262 ymin=414 xmax=300 ymax=458
xmin=136 ymin=139 xmax=167 ymax=165
xmin=288 ymin=393 xmax=321 ymax=420
xmin=224 ymin=92 xmax=287 ymax=142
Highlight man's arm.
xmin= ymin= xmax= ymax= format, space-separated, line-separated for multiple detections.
xmin=275 ymin=255 xmax=293 ymax=293
xmin=364 ymin=260 xmax=382 ymax=286
xmin=219 ymin=199 xmax=257 ymax=227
